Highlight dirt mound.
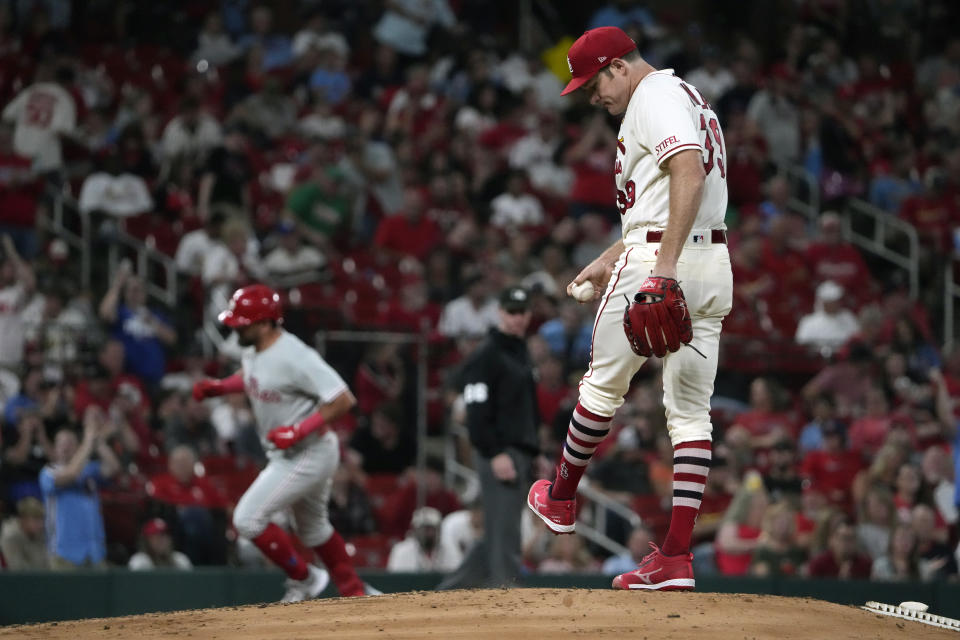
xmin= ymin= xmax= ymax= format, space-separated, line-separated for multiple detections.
xmin=2 ymin=588 xmax=953 ymax=639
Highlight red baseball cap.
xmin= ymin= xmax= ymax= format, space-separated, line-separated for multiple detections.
xmin=561 ymin=26 xmax=638 ymax=96
xmin=143 ymin=518 xmax=169 ymax=536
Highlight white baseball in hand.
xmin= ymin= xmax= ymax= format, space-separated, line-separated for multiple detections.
xmin=569 ymin=281 xmax=595 ymax=302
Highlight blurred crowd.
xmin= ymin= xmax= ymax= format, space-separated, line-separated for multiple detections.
xmin=0 ymin=0 xmax=958 ymax=582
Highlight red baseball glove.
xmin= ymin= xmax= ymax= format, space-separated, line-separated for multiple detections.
xmin=622 ymin=276 xmax=694 ymax=358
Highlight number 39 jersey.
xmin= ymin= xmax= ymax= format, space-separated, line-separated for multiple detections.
xmin=615 ymin=69 xmax=728 ymax=237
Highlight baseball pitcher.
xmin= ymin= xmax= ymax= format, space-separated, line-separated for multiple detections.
xmin=193 ymin=284 xmax=368 ymax=601
xmin=527 ymin=26 xmax=733 ymax=591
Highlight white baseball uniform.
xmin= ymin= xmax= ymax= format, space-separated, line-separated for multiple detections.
xmin=576 ymin=69 xmax=733 ymax=446
xmin=2 ymin=82 xmax=77 ymax=171
xmin=232 ymin=330 xmax=347 ymax=546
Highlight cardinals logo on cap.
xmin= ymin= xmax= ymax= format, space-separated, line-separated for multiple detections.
xmin=567 ymin=55 xmax=573 ymax=74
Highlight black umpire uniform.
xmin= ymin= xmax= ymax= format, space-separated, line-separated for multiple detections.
xmin=439 ymin=286 xmax=540 ymax=588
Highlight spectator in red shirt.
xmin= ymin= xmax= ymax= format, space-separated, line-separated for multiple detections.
xmin=563 ymin=112 xmax=618 ymax=222
xmin=424 ymin=171 xmax=473 ymax=234
xmin=714 ymin=471 xmax=768 ymax=576
xmin=384 ymin=457 xmax=462 ymax=538
xmin=729 ymin=377 xmax=797 ymax=450
xmin=146 ymin=445 xmax=229 ymax=565
xmin=375 ymin=278 xmax=442 ymax=332
xmin=804 ymin=212 xmax=876 ymax=306
xmin=373 ymin=186 xmax=442 ymax=262
xmin=72 ymin=362 xmax=114 ymax=418
xmin=807 ymin=517 xmax=873 ymax=578
xmin=384 ymin=65 xmax=445 ymax=140
xmin=848 ymin=386 xmax=893 ymax=457
xmin=802 ymin=342 xmax=876 ymax=418
xmin=728 ymin=233 xmax=775 ymax=338
xmin=765 ymin=212 xmax=812 ymax=275
xmin=795 ymin=488 xmax=829 ymax=551
xmin=477 ymin=99 xmax=528 ymax=155
xmin=899 ymin=167 xmax=958 ymax=254
xmin=722 ymin=115 xmax=766 ymax=210
xmin=147 ymin=445 xmax=229 ymax=509
xmin=800 ymin=421 xmax=863 ymax=508
xmin=535 ymin=355 xmax=570 ymax=429
xmin=74 ymin=339 xmax=150 ymax=420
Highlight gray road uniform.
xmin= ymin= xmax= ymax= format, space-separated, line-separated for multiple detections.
xmin=232 ymin=331 xmax=347 ymax=547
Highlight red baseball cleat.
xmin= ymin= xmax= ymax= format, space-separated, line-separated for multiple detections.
xmin=526 ymin=479 xmax=576 ymax=534
xmin=612 ymin=543 xmax=695 ymax=591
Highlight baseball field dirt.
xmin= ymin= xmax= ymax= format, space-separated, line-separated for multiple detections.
xmin=1 ymin=588 xmax=954 ymax=639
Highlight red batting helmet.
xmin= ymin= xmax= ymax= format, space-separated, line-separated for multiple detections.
xmin=218 ymin=284 xmax=282 ymax=327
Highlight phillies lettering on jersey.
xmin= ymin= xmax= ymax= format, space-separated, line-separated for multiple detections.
xmin=246 ymin=376 xmax=283 ymax=403
xmin=242 ymin=331 xmax=348 ymax=441
xmin=615 ymin=69 xmax=727 ymax=235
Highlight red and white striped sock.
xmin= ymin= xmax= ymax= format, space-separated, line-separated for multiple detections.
xmin=661 ymin=440 xmax=711 ymax=556
xmin=551 ymin=403 xmax=613 ymax=500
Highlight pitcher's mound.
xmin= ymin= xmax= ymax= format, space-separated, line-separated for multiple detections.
xmin=3 ymin=588 xmax=955 ymax=639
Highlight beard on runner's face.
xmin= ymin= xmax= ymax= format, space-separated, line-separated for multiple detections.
xmin=236 ymin=325 xmax=260 ymax=346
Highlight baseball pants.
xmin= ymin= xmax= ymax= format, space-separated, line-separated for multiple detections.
xmin=438 ymin=447 xmax=532 ymax=589
xmin=578 ymin=230 xmax=733 ymax=444
xmin=233 ymin=432 xmax=340 ymax=547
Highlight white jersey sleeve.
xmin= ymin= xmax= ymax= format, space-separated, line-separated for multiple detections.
xmin=635 ymin=82 xmax=702 ymax=167
xmin=2 ymin=90 xmax=25 ymax=122
xmin=292 ymin=344 xmax=350 ymax=404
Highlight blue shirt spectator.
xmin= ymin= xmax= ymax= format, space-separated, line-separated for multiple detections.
xmin=601 ymin=526 xmax=653 ymax=575
xmin=113 ymin=303 xmax=172 ymax=384
xmin=38 ymin=414 xmax=120 ymax=568
xmin=798 ymin=421 xmax=824 ymax=453
xmin=310 ymin=68 xmax=352 ymax=105
xmin=602 ymin=551 xmax=641 ymax=575
xmin=237 ymin=34 xmax=293 ymax=71
xmin=3 ymin=366 xmax=39 ymax=430
xmin=589 ymin=3 xmax=656 ymax=31
xmin=373 ymin=0 xmax=456 ymax=57
xmin=221 ymin=0 xmax=251 ymax=38
xmin=99 ymin=266 xmax=176 ymax=386
xmin=3 ymin=393 xmax=36 ymax=429
xmin=538 ymin=303 xmax=592 ymax=370
xmin=868 ymin=172 xmax=921 ymax=214
xmin=39 ymin=460 xmax=107 ymax=566
xmin=236 ymin=5 xmax=292 ymax=71
xmin=797 ymin=396 xmax=836 ymax=454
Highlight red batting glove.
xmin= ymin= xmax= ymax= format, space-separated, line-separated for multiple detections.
xmin=267 ymin=424 xmax=303 ymax=449
xmin=266 ymin=412 xmax=327 ymax=449
xmin=192 ymin=373 xmax=245 ymax=401
xmin=192 ymin=379 xmax=220 ymax=401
